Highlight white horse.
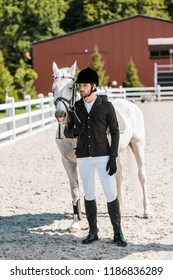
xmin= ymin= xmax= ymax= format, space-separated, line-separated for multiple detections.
xmin=52 ymin=61 xmax=151 ymax=231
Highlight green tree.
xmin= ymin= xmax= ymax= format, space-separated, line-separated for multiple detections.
xmin=164 ymin=0 xmax=173 ymax=19
xmin=61 ymin=0 xmax=115 ymax=31
xmin=0 ymin=51 xmax=15 ymax=104
xmin=14 ymin=59 xmax=38 ymax=100
xmin=122 ymin=58 xmax=144 ymax=87
xmin=61 ymin=0 xmax=170 ymax=32
xmin=113 ymin=0 xmax=169 ymax=19
xmin=89 ymin=46 xmax=109 ymax=87
xmin=0 ymin=0 xmax=68 ymax=75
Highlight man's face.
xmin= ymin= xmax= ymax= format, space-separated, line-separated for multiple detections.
xmin=78 ymin=83 xmax=96 ymax=98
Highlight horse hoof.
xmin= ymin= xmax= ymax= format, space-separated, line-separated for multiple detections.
xmin=69 ymin=222 xmax=81 ymax=232
xmin=143 ymin=212 xmax=152 ymax=219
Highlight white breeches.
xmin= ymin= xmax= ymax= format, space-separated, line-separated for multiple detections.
xmin=77 ymin=156 xmax=117 ymax=203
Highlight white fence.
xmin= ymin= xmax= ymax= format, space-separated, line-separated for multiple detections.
xmin=0 ymin=92 xmax=55 ymax=145
xmin=98 ymin=84 xmax=173 ymax=102
xmin=154 ymin=63 xmax=173 ymax=87
xmin=0 ymin=85 xmax=173 ymax=146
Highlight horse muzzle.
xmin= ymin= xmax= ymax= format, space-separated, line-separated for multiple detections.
xmin=55 ymin=110 xmax=66 ymax=124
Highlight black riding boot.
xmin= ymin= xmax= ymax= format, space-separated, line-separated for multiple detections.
xmin=107 ymin=198 xmax=127 ymax=247
xmin=82 ymin=199 xmax=98 ymax=244
xmin=73 ymin=199 xmax=82 ymax=221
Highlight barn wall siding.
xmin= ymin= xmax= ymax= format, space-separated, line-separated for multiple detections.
xmin=32 ymin=15 xmax=173 ymax=95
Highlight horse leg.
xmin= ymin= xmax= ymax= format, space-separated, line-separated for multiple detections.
xmin=62 ymin=157 xmax=82 ymax=231
xmin=115 ymin=156 xmax=123 ymax=213
xmin=129 ymin=141 xmax=152 ymax=218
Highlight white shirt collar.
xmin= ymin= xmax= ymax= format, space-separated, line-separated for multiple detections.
xmin=83 ymin=98 xmax=96 ymax=113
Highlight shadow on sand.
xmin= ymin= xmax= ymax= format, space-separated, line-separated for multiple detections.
xmin=0 ymin=212 xmax=172 ymax=260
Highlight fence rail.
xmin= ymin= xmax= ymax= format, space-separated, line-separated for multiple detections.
xmin=154 ymin=63 xmax=173 ymax=87
xmin=0 ymin=85 xmax=173 ymax=146
xmin=98 ymin=84 xmax=173 ymax=102
xmin=0 ymin=93 xmax=55 ymax=145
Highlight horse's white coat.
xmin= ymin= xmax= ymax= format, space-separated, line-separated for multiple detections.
xmin=52 ymin=62 xmax=151 ymax=230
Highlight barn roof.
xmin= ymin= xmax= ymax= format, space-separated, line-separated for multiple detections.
xmin=32 ymin=14 xmax=173 ymax=45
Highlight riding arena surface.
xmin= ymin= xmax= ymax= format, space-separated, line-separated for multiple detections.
xmin=0 ymin=101 xmax=173 ymax=260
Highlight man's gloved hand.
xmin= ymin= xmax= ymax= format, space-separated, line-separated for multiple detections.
xmin=106 ymin=156 xmax=117 ymax=176
xmin=73 ymin=122 xmax=86 ymax=136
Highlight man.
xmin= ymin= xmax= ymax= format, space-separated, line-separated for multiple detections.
xmin=64 ymin=67 xmax=127 ymax=247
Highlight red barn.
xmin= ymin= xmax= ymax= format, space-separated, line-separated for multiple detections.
xmin=32 ymin=15 xmax=173 ymax=95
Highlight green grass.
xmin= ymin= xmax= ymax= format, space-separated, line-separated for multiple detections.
xmin=0 ymin=106 xmax=38 ymax=119
xmin=0 ymin=111 xmax=6 ymax=118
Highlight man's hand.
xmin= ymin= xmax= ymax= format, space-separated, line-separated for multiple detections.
xmin=73 ymin=122 xmax=86 ymax=136
xmin=106 ymin=157 xmax=117 ymax=176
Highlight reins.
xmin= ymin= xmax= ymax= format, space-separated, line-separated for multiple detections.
xmin=54 ymin=75 xmax=77 ymax=139
xmin=54 ymin=78 xmax=77 ymax=109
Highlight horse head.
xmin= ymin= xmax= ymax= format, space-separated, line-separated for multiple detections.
xmin=52 ymin=61 xmax=77 ymax=124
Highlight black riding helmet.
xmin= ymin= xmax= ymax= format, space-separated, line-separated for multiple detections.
xmin=76 ymin=67 xmax=99 ymax=86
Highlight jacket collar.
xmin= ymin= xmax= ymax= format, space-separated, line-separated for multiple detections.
xmin=77 ymin=95 xmax=103 ymax=113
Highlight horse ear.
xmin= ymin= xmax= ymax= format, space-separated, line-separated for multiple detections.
xmin=70 ymin=61 xmax=77 ymax=76
xmin=52 ymin=62 xmax=59 ymax=75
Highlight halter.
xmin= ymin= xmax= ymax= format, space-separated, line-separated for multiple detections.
xmin=53 ymin=74 xmax=77 ymax=139
xmin=53 ymin=75 xmax=77 ymax=110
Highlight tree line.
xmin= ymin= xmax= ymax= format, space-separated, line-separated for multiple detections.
xmin=0 ymin=0 xmax=172 ymax=103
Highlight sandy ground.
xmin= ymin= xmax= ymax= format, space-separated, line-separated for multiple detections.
xmin=0 ymin=101 xmax=173 ymax=260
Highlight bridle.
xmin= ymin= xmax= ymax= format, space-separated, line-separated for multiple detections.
xmin=53 ymin=74 xmax=78 ymax=139
xmin=53 ymin=75 xmax=77 ymax=111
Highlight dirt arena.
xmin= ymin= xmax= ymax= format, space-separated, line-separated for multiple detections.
xmin=0 ymin=101 xmax=173 ymax=260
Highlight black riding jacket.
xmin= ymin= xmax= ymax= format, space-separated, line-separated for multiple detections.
xmin=64 ymin=96 xmax=119 ymax=158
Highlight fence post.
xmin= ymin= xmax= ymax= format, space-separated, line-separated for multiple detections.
xmin=25 ymin=95 xmax=32 ymax=132
xmin=119 ymin=86 xmax=123 ymax=97
xmin=157 ymin=84 xmax=161 ymax=101
xmin=119 ymin=86 xmax=126 ymax=99
xmin=123 ymin=88 xmax=127 ymax=99
xmin=154 ymin=63 xmax=158 ymax=88
xmin=48 ymin=92 xmax=55 ymax=122
xmin=6 ymin=96 xmax=15 ymax=140
xmin=38 ymin=93 xmax=44 ymax=127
